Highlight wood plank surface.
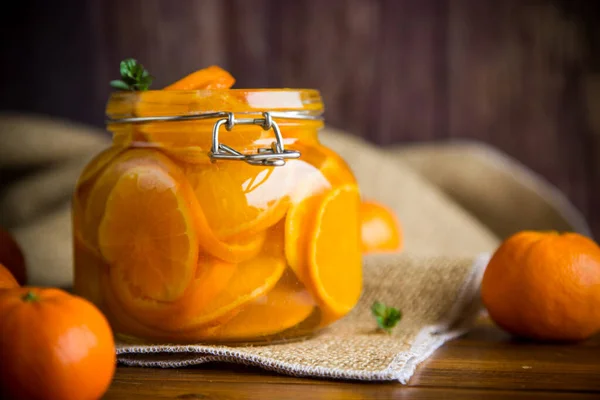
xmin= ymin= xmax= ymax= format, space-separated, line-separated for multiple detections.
xmin=104 ymin=318 xmax=600 ymax=399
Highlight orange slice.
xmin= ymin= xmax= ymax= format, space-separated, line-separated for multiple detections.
xmin=137 ymin=121 xmax=263 ymax=151
xmin=77 ymin=146 xmax=126 ymax=189
xmin=182 ymin=161 xmax=294 ymax=239
xmin=74 ymin=146 xmax=127 ymax=249
xmin=97 ymin=161 xmax=201 ymax=302
xmin=208 ymin=271 xmax=315 ymax=341
xmin=360 ymin=200 xmax=402 ymax=254
xmin=163 ymin=65 xmax=235 ymax=90
xmin=285 ymin=192 xmax=323 ymax=284
xmin=73 ymin=236 xmax=107 ymax=307
xmin=101 ymin=271 xmax=219 ymax=343
xmin=166 ymin=245 xmax=287 ymax=332
xmin=219 ymin=230 xmax=267 ymax=262
xmin=84 ymin=149 xmax=166 ymax=248
xmin=291 ymin=142 xmax=357 ymax=188
xmin=287 ymin=184 xmax=362 ymax=321
xmin=87 ymin=149 xmax=262 ymax=264
xmin=309 ymin=184 xmax=362 ymax=318
xmin=108 ymin=255 xmax=237 ymax=330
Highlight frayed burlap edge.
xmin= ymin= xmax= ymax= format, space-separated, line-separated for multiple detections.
xmin=116 ymin=254 xmax=490 ymax=383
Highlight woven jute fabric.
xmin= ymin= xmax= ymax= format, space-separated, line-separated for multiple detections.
xmin=0 ymin=113 xmax=590 ymax=383
xmin=116 ymin=254 xmax=490 ymax=383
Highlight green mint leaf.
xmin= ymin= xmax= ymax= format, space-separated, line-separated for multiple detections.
xmin=371 ymin=301 xmax=402 ymax=333
xmin=110 ymin=80 xmax=131 ymax=90
xmin=371 ymin=301 xmax=387 ymax=317
xmin=121 ymin=58 xmax=138 ymax=78
xmin=112 ymin=58 xmax=153 ymax=91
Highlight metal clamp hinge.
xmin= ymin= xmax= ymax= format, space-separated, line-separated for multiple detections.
xmin=208 ymin=112 xmax=300 ymax=167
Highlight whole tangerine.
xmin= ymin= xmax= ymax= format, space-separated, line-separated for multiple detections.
xmin=481 ymin=231 xmax=600 ymax=341
xmin=0 ymin=288 xmax=116 ymax=400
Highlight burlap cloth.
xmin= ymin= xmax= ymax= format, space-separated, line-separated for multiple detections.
xmin=0 ymin=113 xmax=591 ymax=383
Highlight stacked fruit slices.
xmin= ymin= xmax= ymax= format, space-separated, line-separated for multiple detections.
xmin=73 ymin=143 xmax=362 ymax=342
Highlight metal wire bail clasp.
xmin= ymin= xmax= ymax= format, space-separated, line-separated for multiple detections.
xmin=208 ymin=112 xmax=300 ymax=167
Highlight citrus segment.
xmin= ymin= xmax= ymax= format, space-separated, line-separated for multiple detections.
xmin=86 ymin=149 xmax=255 ymax=264
xmin=182 ymin=161 xmax=294 ymax=239
xmin=163 ymin=65 xmax=235 ymax=90
xmin=108 ymin=255 xmax=237 ymax=330
xmin=73 ymin=236 xmax=107 ymax=307
xmin=98 ymin=162 xmax=200 ymax=302
xmin=168 ymin=246 xmax=287 ymax=331
xmin=77 ymin=146 xmax=126 ymax=188
xmin=209 ymin=271 xmax=315 ymax=340
xmin=285 ymin=193 xmax=323 ymax=284
xmin=292 ymin=142 xmax=357 ymax=187
xmin=84 ymin=149 xmax=169 ymax=248
xmin=219 ymin=230 xmax=267 ymax=263
xmin=137 ymin=122 xmax=262 ymax=150
xmin=101 ymin=272 xmax=219 ymax=343
xmin=360 ymin=200 xmax=402 ymax=254
xmin=308 ymin=184 xmax=362 ymax=318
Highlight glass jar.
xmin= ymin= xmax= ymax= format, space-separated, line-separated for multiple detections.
xmin=72 ymin=89 xmax=362 ymax=344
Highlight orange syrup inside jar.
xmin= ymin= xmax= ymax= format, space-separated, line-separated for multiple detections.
xmin=72 ymin=67 xmax=363 ymax=344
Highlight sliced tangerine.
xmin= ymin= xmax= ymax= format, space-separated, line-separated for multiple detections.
xmin=287 ymin=184 xmax=362 ymax=321
xmin=84 ymin=149 xmax=166 ymax=248
xmin=182 ymin=161 xmax=294 ymax=239
xmin=101 ymin=271 xmax=219 ymax=343
xmin=285 ymin=192 xmax=323 ymax=285
xmin=77 ymin=146 xmax=126 ymax=189
xmin=166 ymin=245 xmax=287 ymax=332
xmin=108 ymin=254 xmax=237 ymax=330
xmin=73 ymin=236 xmax=107 ymax=307
xmin=137 ymin=122 xmax=263 ymax=151
xmin=360 ymin=200 xmax=402 ymax=254
xmin=207 ymin=271 xmax=315 ymax=341
xmin=97 ymin=161 xmax=201 ymax=302
xmin=291 ymin=142 xmax=357 ymax=187
xmin=308 ymin=184 xmax=362 ymax=319
xmin=163 ymin=65 xmax=236 ymax=90
xmin=87 ymin=149 xmax=263 ymax=264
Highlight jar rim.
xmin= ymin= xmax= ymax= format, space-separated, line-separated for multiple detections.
xmin=106 ymin=88 xmax=324 ymax=122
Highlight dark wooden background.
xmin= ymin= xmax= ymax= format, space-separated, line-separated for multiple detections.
xmin=1 ymin=0 xmax=599 ymax=237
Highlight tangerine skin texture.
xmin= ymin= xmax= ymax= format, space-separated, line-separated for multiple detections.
xmin=0 ymin=288 xmax=116 ymax=400
xmin=481 ymin=231 xmax=600 ymax=341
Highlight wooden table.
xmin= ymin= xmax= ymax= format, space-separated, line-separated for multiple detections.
xmin=105 ymin=318 xmax=600 ymax=399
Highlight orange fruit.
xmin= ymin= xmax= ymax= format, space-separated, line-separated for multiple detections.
xmin=285 ymin=192 xmax=323 ymax=284
xmin=360 ymin=200 xmax=402 ymax=254
xmin=292 ymin=142 xmax=357 ymax=187
xmin=208 ymin=271 xmax=315 ymax=341
xmin=89 ymin=148 xmax=260 ymax=266
xmin=107 ymin=254 xmax=237 ymax=331
xmin=0 ymin=227 xmax=27 ymax=285
xmin=104 ymin=236 xmax=285 ymax=335
xmin=83 ymin=149 xmax=163 ymax=248
xmin=0 ymin=263 xmax=19 ymax=289
xmin=137 ymin=121 xmax=263 ymax=152
xmin=102 ymin=280 xmax=218 ymax=343
xmin=73 ymin=237 xmax=107 ymax=306
xmin=166 ymin=245 xmax=287 ymax=332
xmin=481 ymin=231 xmax=600 ymax=341
xmin=0 ymin=288 xmax=115 ymax=400
xmin=182 ymin=160 xmax=293 ymax=239
xmin=76 ymin=146 xmax=126 ymax=189
xmin=97 ymin=159 xmax=201 ymax=302
xmin=308 ymin=184 xmax=363 ymax=318
xmin=286 ymin=184 xmax=362 ymax=321
xmin=163 ymin=65 xmax=235 ymax=90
